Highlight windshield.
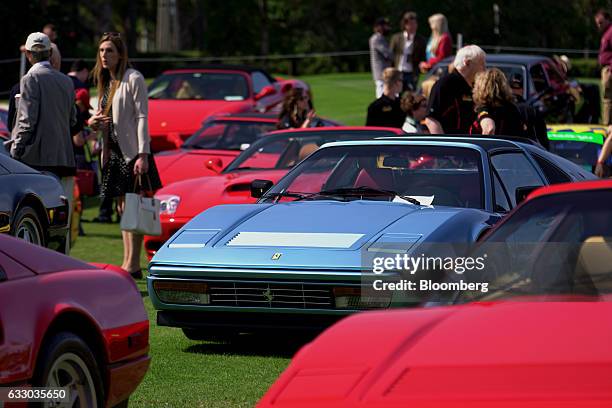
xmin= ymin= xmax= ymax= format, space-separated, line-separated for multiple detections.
xmin=453 ymin=190 xmax=612 ymax=303
xmin=148 ymin=72 xmax=249 ymax=100
xmin=223 ymin=130 xmax=402 ymax=173
xmin=260 ymin=144 xmax=484 ymax=207
xmin=547 ymin=133 xmax=605 ymax=172
xmin=182 ymin=120 xmax=276 ymax=150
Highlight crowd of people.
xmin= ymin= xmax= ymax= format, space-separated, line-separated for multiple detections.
xmin=364 ymin=10 xmax=550 ymax=145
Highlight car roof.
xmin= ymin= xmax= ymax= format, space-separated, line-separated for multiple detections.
xmin=527 ymin=179 xmax=612 ymax=200
xmin=163 ymin=64 xmax=269 ymax=74
xmin=266 ymin=126 xmax=404 ymax=136
xmin=209 ymin=113 xmax=278 ymax=123
xmin=439 ymin=53 xmax=549 ymax=67
xmin=377 ymin=134 xmax=534 ymax=151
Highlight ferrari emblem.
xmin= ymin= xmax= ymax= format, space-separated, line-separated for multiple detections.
xmin=271 ymin=252 xmax=282 ymax=260
xmin=263 ymin=288 xmax=274 ymax=302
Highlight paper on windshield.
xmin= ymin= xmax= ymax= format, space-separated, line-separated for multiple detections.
xmin=392 ymin=195 xmax=435 ymax=206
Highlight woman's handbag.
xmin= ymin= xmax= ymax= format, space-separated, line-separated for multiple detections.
xmin=120 ymin=175 xmax=161 ymax=236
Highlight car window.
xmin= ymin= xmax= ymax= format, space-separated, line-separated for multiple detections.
xmin=531 ymin=153 xmax=572 ymax=184
xmin=457 ymin=190 xmax=612 ymax=302
xmin=235 ymin=138 xmax=294 ymax=170
xmin=529 ymin=64 xmax=548 ymax=93
xmin=543 ymin=62 xmax=565 ymax=88
xmin=182 ymin=121 xmax=276 ymax=150
xmin=251 ymin=71 xmax=272 ymax=95
xmin=148 ymin=72 xmax=249 ymax=100
xmin=548 ymin=139 xmax=600 ymax=172
xmin=265 ymin=145 xmax=484 ymax=208
xmin=491 ymin=152 xmax=544 ymax=206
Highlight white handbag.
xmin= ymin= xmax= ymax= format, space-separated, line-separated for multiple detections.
xmin=120 ymin=176 xmax=161 ymax=235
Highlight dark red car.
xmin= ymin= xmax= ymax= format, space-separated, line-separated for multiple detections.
xmin=147 ymin=66 xmax=309 ymax=152
xmin=0 ymin=235 xmax=150 ymax=407
xmin=144 ymin=127 xmax=404 ymax=258
xmin=258 ymin=180 xmax=612 ymax=407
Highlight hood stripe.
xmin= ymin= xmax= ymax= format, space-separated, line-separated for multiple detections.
xmin=226 ymin=232 xmax=364 ymax=248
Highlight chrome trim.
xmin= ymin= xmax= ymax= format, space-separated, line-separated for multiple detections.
xmin=149 ymin=265 xmax=394 ymax=278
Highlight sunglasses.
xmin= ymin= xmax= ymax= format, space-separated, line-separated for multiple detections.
xmin=103 ymin=32 xmax=122 ymax=37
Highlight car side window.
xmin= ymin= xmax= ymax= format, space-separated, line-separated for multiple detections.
xmin=543 ymin=62 xmax=565 ymax=88
xmin=251 ymin=71 xmax=271 ymax=95
xmin=530 ymin=64 xmax=548 ymax=93
xmin=491 ymin=152 xmax=544 ymax=207
xmin=531 ymin=154 xmax=572 ymax=184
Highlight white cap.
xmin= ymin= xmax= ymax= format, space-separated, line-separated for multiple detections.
xmin=25 ymin=32 xmax=51 ymax=51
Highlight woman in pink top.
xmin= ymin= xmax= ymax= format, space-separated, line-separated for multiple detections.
xmin=419 ymin=13 xmax=452 ymax=73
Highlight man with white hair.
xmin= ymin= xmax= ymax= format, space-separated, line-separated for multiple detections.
xmin=425 ymin=45 xmax=486 ymax=134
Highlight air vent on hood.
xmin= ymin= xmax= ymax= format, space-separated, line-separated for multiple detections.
xmin=226 ymin=232 xmax=365 ymax=249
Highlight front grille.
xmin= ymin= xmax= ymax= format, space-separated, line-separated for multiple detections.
xmin=209 ymin=281 xmax=334 ymax=309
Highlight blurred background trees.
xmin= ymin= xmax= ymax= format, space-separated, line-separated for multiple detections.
xmin=1 ymin=0 xmax=612 ymax=95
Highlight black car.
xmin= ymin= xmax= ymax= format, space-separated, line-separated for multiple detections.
xmin=0 ymin=152 xmax=69 ymax=252
xmin=426 ymin=54 xmax=599 ymax=123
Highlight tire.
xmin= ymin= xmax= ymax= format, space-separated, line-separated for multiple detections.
xmin=12 ymin=206 xmax=45 ymax=247
xmin=32 ymin=332 xmax=105 ymax=408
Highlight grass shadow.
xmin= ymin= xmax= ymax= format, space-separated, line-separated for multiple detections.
xmin=183 ymin=332 xmax=317 ymax=358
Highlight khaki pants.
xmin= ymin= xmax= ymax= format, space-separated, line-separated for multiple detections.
xmin=602 ymin=66 xmax=612 ymax=125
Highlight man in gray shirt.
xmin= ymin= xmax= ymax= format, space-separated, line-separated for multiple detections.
xmin=11 ymin=32 xmax=76 ymax=251
xmin=369 ymin=17 xmax=392 ymax=98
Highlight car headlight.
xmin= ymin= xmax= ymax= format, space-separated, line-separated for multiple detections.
xmin=157 ymin=194 xmax=181 ymax=215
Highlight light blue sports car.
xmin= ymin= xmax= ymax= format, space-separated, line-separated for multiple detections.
xmin=148 ymin=136 xmax=594 ymax=339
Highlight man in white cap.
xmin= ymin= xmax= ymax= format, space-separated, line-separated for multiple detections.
xmin=11 ymin=32 xmax=76 ymax=252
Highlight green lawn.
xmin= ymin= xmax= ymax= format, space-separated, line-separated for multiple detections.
xmin=68 ymin=72 xmax=376 ymax=407
xmin=299 ymin=72 xmax=374 ymax=125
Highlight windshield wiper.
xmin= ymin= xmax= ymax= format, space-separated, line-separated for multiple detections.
xmin=300 ymin=186 xmax=421 ymax=205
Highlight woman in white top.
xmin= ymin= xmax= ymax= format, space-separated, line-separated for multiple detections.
xmin=89 ymin=32 xmax=162 ymax=278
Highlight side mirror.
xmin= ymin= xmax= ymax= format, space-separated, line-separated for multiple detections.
xmin=205 ymin=157 xmax=223 ymax=174
xmin=515 ymin=186 xmax=541 ymax=205
xmin=254 ymin=85 xmax=277 ymax=101
xmin=250 ymin=179 xmax=274 ymax=198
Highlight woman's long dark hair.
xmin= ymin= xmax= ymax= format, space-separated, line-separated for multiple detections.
xmin=91 ymin=33 xmax=130 ymax=100
xmin=277 ymin=87 xmax=310 ymax=129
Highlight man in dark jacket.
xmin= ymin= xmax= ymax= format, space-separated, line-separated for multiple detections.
xmin=390 ymin=11 xmax=426 ymax=92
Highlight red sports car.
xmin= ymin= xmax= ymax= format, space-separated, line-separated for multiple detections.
xmin=154 ymin=113 xmax=341 ymax=186
xmin=154 ymin=113 xmax=279 ymax=186
xmin=147 ymin=66 xmax=308 ymax=152
xmin=258 ymin=180 xmax=612 ymax=408
xmin=0 ymin=235 xmax=150 ymax=407
xmin=144 ymin=127 xmax=404 ymax=257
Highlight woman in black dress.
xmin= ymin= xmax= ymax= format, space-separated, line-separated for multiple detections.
xmin=471 ymin=68 xmax=526 ymax=137
xmin=89 ymin=32 xmax=162 ymax=278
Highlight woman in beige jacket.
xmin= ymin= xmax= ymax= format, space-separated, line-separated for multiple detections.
xmin=89 ymin=32 xmax=162 ymax=278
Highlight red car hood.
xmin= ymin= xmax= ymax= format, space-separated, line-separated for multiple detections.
xmin=154 ymin=148 xmax=242 ymax=185
xmin=157 ymin=169 xmax=288 ymax=218
xmin=259 ymin=299 xmax=612 ymax=408
xmin=148 ymin=99 xmax=253 ymax=135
